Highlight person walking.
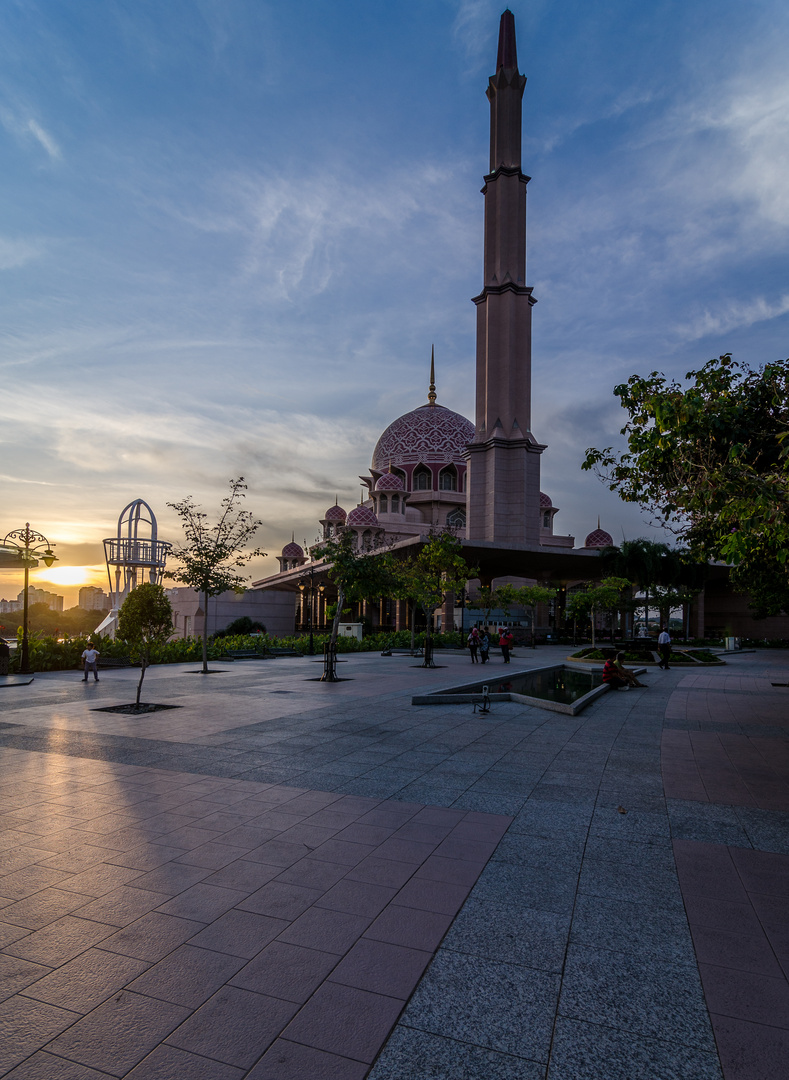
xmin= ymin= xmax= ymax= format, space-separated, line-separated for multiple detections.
xmin=81 ymin=642 xmax=100 ymax=682
xmin=499 ymin=628 xmax=514 ymax=663
xmin=657 ymin=627 xmax=672 ymax=670
xmin=467 ymin=627 xmax=480 ymax=663
xmin=479 ymin=630 xmax=490 ymax=664
xmin=0 ymin=637 xmax=9 ymax=677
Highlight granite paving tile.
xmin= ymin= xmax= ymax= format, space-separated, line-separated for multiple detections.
xmin=327 ymin=937 xmax=432 ymax=998
xmin=187 ymin=908 xmax=288 ymax=958
xmin=236 ymin=879 xmax=322 ymax=920
xmin=55 ymin=863 xmax=145 ymax=897
xmin=72 ymin=885 xmax=170 ymax=927
xmin=19 ymin=947 xmax=148 ymax=1013
xmin=124 ymin=1044 xmax=245 ymax=1078
xmin=442 ymin=897 xmax=569 ymax=971
xmin=4 ymin=915 xmax=117 ymax=967
xmin=698 ymin=963 xmax=789 ymax=1028
xmin=246 ymin=1038 xmax=369 ymax=1080
xmin=281 ymin=981 xmax=405 ymax=1064
xmin=154 ymin=883 xmax=246 ymax=923
xmin=363 ymin=904 xmax=454 ymax=952
xmin=46 ymin=989 xmax=190 ymax=1075
xmin=165 ymin=985 xmax=299 ymax=1069
xmin=1 ymin=887 xmax=96 ymax=930
xmin=547 ymin=1016 xmax=723 ymax=1080
xmin=708 ymin=1014 xmax=789 ymax=1080
xmin=277 ymin=906 xmax=372 ymax=954
xmin=344 ymin=855 xmax=419 ymax=890
xmin=367 ymin=1027 xmax=542 ymax=1080
xmin=98 ymin=911 xmax=205 ymax=962
xmin=401 ymin=949 xmax=559 ymax=1062
xmin=0 ymin=864 xmax=73 ymax=900
xmin=0 ymin=953 xmax=52 ymax=1002
xmin=230 ymin=940 xmax=339 ymax=1002
xmin=1 ymin=1051 xmax=113 ymax=1078
xmin=559 ymin=944 xmax=716 ymax=1052
xmin=0 ymin=995 xmax=81 ymax=1075
xmin=126 ymin=944 xmax=245 ymax=1008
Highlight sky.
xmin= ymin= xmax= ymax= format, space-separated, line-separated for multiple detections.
xmin=1 ymin=0 xmax=789 ymax=607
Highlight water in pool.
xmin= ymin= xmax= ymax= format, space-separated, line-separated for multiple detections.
xmin=448 ymin=666 xmax=604 ymax=705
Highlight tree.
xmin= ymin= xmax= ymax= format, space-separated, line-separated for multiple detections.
xmin=117 ymin=583 xmax=174 ymax=708
xmin=396 ymin=532 xmax=475 ymax=666
xmin=583 ymin=354 xmax=789 ymax=614
xmin=467 ymin=582 xmax=556 ymax=645
xmin=167 ymin=478 xmax=265 ymax=673
xmin=566 ymin=577 xmax=630 ymax=647
xmin=320 ymin=531 xmax=398 ymax=647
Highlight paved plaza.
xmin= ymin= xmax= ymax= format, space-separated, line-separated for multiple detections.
xmin=0 ymin=646 xmax=788 ymax=1078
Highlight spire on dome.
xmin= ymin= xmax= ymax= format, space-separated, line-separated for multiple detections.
xmin=428 ymin=345 xmax=437 ymax=405
xmin=496 ymin=9 xmax=518 ymax=72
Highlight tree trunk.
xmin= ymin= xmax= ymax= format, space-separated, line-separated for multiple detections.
xmin=202 ymin=590 xmax=209 ymax=673
xmin=591 ymin=604 xmax=596 ymax=648
xmin=330 ymin=584 xmax=344 ymax=647
xmin=136 ymin=654 xmax=147 ymax=708
xmin=410 ymin=600 xmax=416 ymax=652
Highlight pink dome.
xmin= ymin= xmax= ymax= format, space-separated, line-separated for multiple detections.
xmin=281 ymin=541 xmax=304 ymax=558
xmin=372 ymin=404 xmax=474 ymax=471
xmin=375 ymin=473 xmax=404 ymax=491
xmin=584 ymin=528 xmax=614 ymax=548
xmin=539 ymin=491 xmax=552 ymax=508
xmin=347 ymin=505 xmax=380 ymax=527
xmin=324 ymin=504 xmax=347 ymax=522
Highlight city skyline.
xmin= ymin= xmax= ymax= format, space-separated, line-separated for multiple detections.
xmin=2 ymin=0 xmax=789 ymax=607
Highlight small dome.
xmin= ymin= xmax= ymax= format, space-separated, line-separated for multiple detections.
xmin=324 ymin=504 xmax=347 ymax=522
xmin=347 ymin=505 xmax=380 ymax=527
xmin=281 ymin=541 xmax=304 ymax=557
xmin=584 ymin=528 xmax=614 ymax=548
xmin=539 ymin=492 xmax=552 ymax=509
xmin=375 ymin=473 xmax=404 ymax=492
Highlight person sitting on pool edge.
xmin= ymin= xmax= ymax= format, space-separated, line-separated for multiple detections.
xmin=614 ymin=651 xmax=647 ymax=688
xmin=602 ymin=650 xmax=629 ymax=691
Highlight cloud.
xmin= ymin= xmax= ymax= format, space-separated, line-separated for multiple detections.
xmin=0 ymin=106 xmax=61 ymax=160
xmin=0 ymin=236 xmax=42 ymax=269
xmin=677 ymin=293 xmax=789 ymax=342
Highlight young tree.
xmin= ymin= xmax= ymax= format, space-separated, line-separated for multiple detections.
xmin=566 ymin=577 xmax=630 ymax=648
xmin=396 ymin=532 xmax=475 ymax=666
xmin=167 ymin=478 xmax=266 ymax=673
xmin=117 ymin=583 xmax=174 ymax=708
xmin=583 ymin=355 xmax=789 ymax=614
xmin=320 ymin=531 xmax=398 ymax=648
xmin=510 ymin=584 xmax=557 ymax=647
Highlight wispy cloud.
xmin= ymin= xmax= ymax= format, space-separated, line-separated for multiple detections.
xmin=678 ymin=293 xmax=789 ymax=341
xmin=0 ymin=106 xmax=62 ymax=159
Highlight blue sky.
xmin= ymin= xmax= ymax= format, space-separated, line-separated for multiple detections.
xmin=2 ymin=0 xmax=788 ymax=604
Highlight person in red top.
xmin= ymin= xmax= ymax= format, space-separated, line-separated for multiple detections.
xmin=499 ymin=628 xmax=514 ymax=663
xmin=602 ymin=650 xmax=628 ymax=690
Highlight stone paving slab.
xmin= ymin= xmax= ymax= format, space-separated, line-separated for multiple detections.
xmin=0 ymin=648 xmax=788 ymax=1077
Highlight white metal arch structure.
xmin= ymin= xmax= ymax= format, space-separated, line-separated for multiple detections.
xmin=103 ymin=499 xmax=171 ymax=611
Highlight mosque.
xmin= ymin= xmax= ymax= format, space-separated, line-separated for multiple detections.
xmin=253 ymin=11 xmax=614 ymax=636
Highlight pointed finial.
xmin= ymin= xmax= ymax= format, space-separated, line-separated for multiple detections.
xmin=388 ymin=460 xmax=392 ymax=473
xmin=597 ymin=516 xmax=601 ymax=530
xmin=291 ymin=531 xmax=295 ymax=543
xmin=428 ymin=345 xmax=437 ymax=405
xmin=335 ymin=495 xmax=338 ymax=506
xmin=496 ymin=9 xmax=518 ymax=71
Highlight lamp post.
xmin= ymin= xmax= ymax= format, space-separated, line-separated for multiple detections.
xmin=298 ymin=565 xmax=324 ymax=656
xmin=2 ymin=524 xmax=58 ymax=675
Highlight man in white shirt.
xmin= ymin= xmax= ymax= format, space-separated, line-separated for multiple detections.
xmin=657 ymin=628 xmax=671 ymax=670
xmin=81 ymin=643 xmax=100 ymax=682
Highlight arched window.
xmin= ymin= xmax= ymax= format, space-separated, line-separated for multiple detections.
xmin=379 ymin=494 xmax=388 ymax=513
xmin=447 ymin=508 xmax=466 ymax=530
xmin=393 ymin=467 xmax=406 ymax=487
xmin=439 ymin=467 xmax=457 ymax=491
xmin=362 ymin=529 xmax=372 ymax=550
xmin=391 ymin=495 xmax=400 ymax=513
xmin=413 ymin=466 xmax=431 ymax=491
xmin=543 ymin=512 xmax=551 ymax=529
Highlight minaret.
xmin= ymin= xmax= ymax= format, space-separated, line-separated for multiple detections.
xmin=465 ymin=9 xmax=545 ymax=545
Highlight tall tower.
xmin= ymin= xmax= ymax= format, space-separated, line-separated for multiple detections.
xmin=466 ymin=9 xmax=544 ymax=545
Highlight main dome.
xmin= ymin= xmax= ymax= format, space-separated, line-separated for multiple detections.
xmin=372 ymin=404 xmax=475 ymax=472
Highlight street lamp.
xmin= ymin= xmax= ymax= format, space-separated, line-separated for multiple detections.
xmin=2 ymin=524 xmax=58 ymax=675
xmin=298 ymin=565 xmax=324 ymax=656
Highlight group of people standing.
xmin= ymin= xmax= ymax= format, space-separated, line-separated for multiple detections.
xmin=467 ymin=627 xmax=514 ymax=664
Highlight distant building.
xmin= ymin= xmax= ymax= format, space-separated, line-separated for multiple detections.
xmin=165 ymin=588 xmax=295 ymax=640
xmin=0 ymin=598 xmax=22 ymax=613
xmin=17 ymin=586 xmax=63 ymax=612
xmin=79 ymin=586 xmax=109 ymax=610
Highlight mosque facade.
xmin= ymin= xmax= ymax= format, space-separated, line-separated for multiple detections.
xmin=253 ymin=10 xmax=612 ymax=634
